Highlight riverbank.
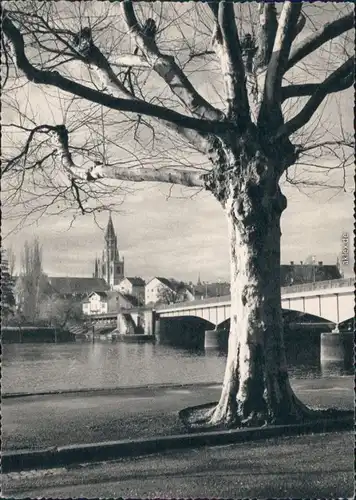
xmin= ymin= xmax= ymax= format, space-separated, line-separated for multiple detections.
xmin=3 ymin=376 xmax=353 ymax=453
xmin=2 ymin=326 xmax=75 ymax=343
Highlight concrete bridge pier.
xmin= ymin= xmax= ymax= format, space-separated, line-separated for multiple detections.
xmin=204 ymin=329 xmax=219 ymax=350
xmin=320 ymin=330 xmax=353 ymax=375
xmin=204 ymin=328 xmax=229 ymax=351
xmin=143 ymin=309 xmax=155 ymax=336
xmin=154 ymin=316 xmax=166 ymax=344
xmin=144 ymin=310 xmax=166 ymax=344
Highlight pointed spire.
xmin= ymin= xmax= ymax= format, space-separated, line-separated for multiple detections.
xmin=197 ymin=273 xmax=202 ymax=286
xmin=105 ymin=213 xmax=116 ymax=240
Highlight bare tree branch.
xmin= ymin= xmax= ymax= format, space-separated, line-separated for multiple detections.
xmin=260 ymin=2 xmax=302 ymax=126
xmin=210 ymin=2 xmax=251 ymax=124
xmin=68 ymin=26 xmax=215 ymax=156
xmin=87 ymin=162 xmax=206 ymax=188
xmin=121 ymin=1 xmax=224 ymax=122
xmin=286 ymin=12 xmax=354 ymax=72
xmin=185 ymin=49 xmax=215 ymax=65
xmin=71 ymin=27 xmax=135 ymax=99
xmin=292 ymin=12 xmax=306 ymax=41
xmin=2 ymin=3 xmax=353 ymax=223
xmin=156 ymin=121 xmax=214 ymax=157
xmin=110 ymin=54 xmax=150 ymax=69
xmin=44 ymin=124 xmax=207 ymax=188
xmin=255 ymin=4 xmax=278 ymax=69
xmin=70 ymin=178 xmax=86 ymax=215
xmin=1 ymin=125 xmax=51 ymax=176
xmin=3 ymin=12 xmax=229 ymax=136
xmin=276 ymin=56 xmax=354 ymax=140
xmin=296 ymin=138 xmax=354 ymax=155
xmin=282 ymin=75 xmax=353 ymax=101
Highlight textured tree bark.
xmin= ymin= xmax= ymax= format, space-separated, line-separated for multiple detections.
xmin=207 ymin=151 xmax=310 ymax=427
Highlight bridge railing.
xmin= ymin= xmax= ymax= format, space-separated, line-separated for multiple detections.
xmin=89 ymin=312 xmax=118 ymax=320
xmin=157 ymin=294 xmax=231 ymax=311
xmin=281 ymin=277 xmax=354 ymax=294
xmin=157 ymin=277 xmax=354 ymax=311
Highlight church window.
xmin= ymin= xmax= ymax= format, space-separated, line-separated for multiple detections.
xmin=117 ymin=266 xmax=121 ymax=273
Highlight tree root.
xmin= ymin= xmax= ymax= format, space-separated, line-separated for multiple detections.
xmin=179 ymin=402 xmax=223 ymax=431
xmin=179 ymin=396 xmax=349 ymax=432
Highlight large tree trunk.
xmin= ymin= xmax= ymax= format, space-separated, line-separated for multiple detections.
xmin=209 ymin=152 xmax=310 ymax=427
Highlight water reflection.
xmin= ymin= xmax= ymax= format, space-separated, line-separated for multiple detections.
xmin=321 ymin=360 xmax=354 ymax=377
xmin=3 ymin=342 xmax=228 ymax=394
xmin=2 ymin=332 xmax=335 ymax=394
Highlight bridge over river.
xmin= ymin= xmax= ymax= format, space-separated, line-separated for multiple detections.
xmin=155 ymin=277 xmax=354 ymax=329
xmin=90 ymin=278 xmax=354 ymax=333
xmin=87 ymin=278 xmax=353 ymax=371
xmin=151 ymin=278 xmax=354 ymax=368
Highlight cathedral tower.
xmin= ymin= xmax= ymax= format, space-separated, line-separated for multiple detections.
xmin=94 ymin=214 xmax=124 ymax=288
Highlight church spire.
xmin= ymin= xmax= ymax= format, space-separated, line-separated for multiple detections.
xmin=105 ymin=213 xmax=116 ymax=241
xmin=94 ymin=257 xmax=99 ymax=278
xmin=105 ymin=213 xmax=119 ymax=261
xmin=101 ymin=213 xmax=124 ymax=289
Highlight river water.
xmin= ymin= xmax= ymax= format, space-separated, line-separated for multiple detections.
xmin=2 ymin=335 xmax=325 ymax=394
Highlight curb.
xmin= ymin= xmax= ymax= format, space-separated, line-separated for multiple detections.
xmin=3 ymin=375 xmax=352 ymax=400
xmin=2 ymin=381 xmax=222 ymax=400
xmin=2 ymin=414 xmax=353 ymax=473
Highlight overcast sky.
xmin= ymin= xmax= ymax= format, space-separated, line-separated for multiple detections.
xmin=2 ymin=2 xmax=354 ymax=282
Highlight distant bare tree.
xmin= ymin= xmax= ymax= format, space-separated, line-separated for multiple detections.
xmin=5 ymin=246 xmax=16 ymax=277
xmin=15 ymin=238 xmax=48 ymax=323
xmin=2 ymin=2 xmax=354 ymax=427
xmin=156 ymin=282 xmax=189 ymax=305
xmin=304 ymin=255 xmax=314 ymax=265
xmin=38 ymin=295 xmax=84 ymax=329
xmin=1 ymin=249 xmax=16 ymax=323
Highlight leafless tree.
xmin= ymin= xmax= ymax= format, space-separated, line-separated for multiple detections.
xmin=38 ymin=295 xmax=84 ymax=329
xmin=5 ymin=246 xmax=16 ymax=277
xmin=1 ymin=248 xmax=16 ymax=323
xmin=156 ymin=282 xmax=189 ymax=305
xmin=2 ymin=2 xmax=354 ymax=427
xmin=14 ymin=237 xmax=48 ymax=323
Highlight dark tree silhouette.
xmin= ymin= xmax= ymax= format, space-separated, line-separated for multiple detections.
xmin=1 ymin=249 xmax=16 ymax=323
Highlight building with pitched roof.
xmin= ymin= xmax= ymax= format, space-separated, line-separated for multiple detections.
xmin=145 ymin=277 xmax=194 ymax=305
xmin=47 ymin=276 xmax=109 ymax=298
xmin=116 ymin=277 xmax=145 ymax=302
xmin=82 ymin=290 xmax=138 ymax=316
xmin=192 ymin=281 xmax=231 ymax=299
xmin=280 ymin=261 xmax=342 ymax=286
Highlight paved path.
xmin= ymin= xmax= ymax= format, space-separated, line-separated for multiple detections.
xmin=3 ymin=432 xmax=353 ymax=498
xmin=2 ymin=377 xmax=353 ymax=451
